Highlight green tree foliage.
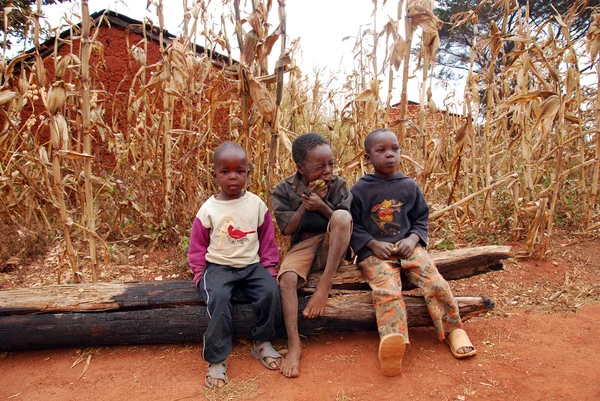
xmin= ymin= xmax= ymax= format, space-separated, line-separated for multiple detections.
xmin=1 ymin=0 xmax=71 ymax=48
xmin=435 ymin=0 xmax=600 ymax=76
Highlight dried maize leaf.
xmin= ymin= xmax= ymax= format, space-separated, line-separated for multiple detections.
xmin=536 ymin=95 xmax=560 ymax=124
xmin=242 ymin=30 xmax=259 ymax=65
xmin=454 ymin=117 xmax=472 ymax=144
xmin=348 ymin=125 xmax=356 ymax=142
xmin=587 ymin=13 xmax=600 ymax=62
xmin=53 ymin=113 xmax=70 ymax=150
xmin=49 ymin=117 xmax=60 ymax=149
xmin=0 ymin=90 xmax=17 ymax=106
xmin=131 ymin=45 xmax=147 ymax=65
xmin=34 ymin=55 xmax=47 ymax=88
xmin=39 ymin=147 xmax=50 ymax=164
xmin=47 ymin=85 xmax=67 ymax=115
xmin=278 ymin=128 xmax=293 ymax=153
xmin=248 ymin=76 xmax=275 ymax=124
xmin=231 ymin=117 xmax=243 ymax=129
xmin=57 ymin=150 xmax=95 ymax=160
xmin=354 ymin=89 xmax=376 ymax=102
xmin=566 ymin=66 xmax=578 ymax=99
xmin=506 ymin=91 xmax=556 ymax=104
xmin=247 ymin=11 xmax=264 ymax=39
xmin=55 ymin=55 xmax=72 ymax=80
xmin=260 ymin=30 xmax=280 ymax=61
xmin=391 ymin=37 xmax=406 ymax=71
xmin=406 ymin=4 xmax=441 ymax=35
xmin=4 ymin=54 xmax=29 ymax=81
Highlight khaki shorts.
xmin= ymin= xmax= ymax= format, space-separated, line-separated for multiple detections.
xmin=277 ymin=232 xmax=330 ymax=288
xmin=277 ymin=210 xmax=353 ymax=288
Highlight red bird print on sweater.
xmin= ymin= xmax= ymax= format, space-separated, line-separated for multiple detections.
xmin=227 ymin=225 xmax=256 ymax=239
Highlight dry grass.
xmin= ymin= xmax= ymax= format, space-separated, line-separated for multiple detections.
xmin=1 ymin=0 xmax=599 ymax=284
xmin=202 ymin=372 xmax=264 ymax=401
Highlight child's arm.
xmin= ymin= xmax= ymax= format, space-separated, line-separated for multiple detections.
xmin=188 ymin=217 xmax=210 ymax=287
xmin=302 ymin=177 xmax=352 ymax=219
xmin=272 ymin=185 xmax=306 ymax=235
xmin=301 ymin=192 xmax=333 ymax=219
xmin=394 ymin=185 xmax=429 ymax=258
xmin=257 ymin=209 xmax=279 ymax=277
xmin=393 ymin=234 xmax=420 ymax=259
xmin=324 ymin=178 xmax=352 ymax=213
xmin=366 ymin=239 xmax=395 ymax=260
xmin=406 ymin=185 xmax=429 ymax=245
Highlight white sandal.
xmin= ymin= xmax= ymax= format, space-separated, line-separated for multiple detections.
xmin=205 ymin=361 xmax=228 ymax=388
xmin=251 ymin=340 xmax=283 ymax=370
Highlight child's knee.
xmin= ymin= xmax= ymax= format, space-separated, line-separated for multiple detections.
xmin=278 ymin=271 xmax=299 ymax=291
xmin=210 ymin=287 xmax=232 ymax=304
xmin=263 ymin=280 xmax=281 ymax=300
xmin=330 ymin=209 xmax=352 ymax=230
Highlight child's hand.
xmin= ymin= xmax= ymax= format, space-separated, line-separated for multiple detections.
xmin=307 ymin=179 xmax=328 ymax=200
xmin=301 ymin=192 xmax=325 ymax=211
xmin=393 ymin=236 xmax=418 ymax=259
xmin=367 ymin=240 xmax=395 ymax=260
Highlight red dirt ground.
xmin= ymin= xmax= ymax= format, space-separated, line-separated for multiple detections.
xmin=2 ymin=234 xmax=600 ymax=400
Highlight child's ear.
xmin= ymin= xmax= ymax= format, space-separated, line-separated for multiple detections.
xmin=211 ymin=170 xmax=217 ymax=180
xmin=364 ymin=153 xmax=372 ymax=165
xmin=296 ymin=162 xmax=305 ymax=175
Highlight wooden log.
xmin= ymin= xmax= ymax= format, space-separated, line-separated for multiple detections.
xmin=0 ymin=291 xmax=493 ymax=351
xmin=0 ymin=246 xmax=510 ymax=315
xmin=0 ymin=246 xmax=508 ymax=351
xmin=306 ymin=245 xmax=511 ymax=290
xmin=0 ymin=280 xmax=201 ymax=315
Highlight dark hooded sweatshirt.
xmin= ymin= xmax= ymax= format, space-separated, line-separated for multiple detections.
xmin=350 ymin=172 xmax=429 ymax=263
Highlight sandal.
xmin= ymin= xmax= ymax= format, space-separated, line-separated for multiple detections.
xmin=446 ymin=328 xmax=477 ymax=359
xmin=205 ymin=361 xmax=228 ymax=389
xmin=251 ymin=340 xmax=283 ymax=370
xmin=378 ymin=333 xmax=406 ymax=377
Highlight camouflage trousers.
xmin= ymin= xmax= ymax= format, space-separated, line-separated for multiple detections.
xmin=358 ymin=247 xmax=463 ymax=343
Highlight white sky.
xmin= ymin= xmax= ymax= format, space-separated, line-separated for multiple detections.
xmin=30 ymin=0 xmax=465 ymax=110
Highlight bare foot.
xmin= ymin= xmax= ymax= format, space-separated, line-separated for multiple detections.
xmin=302 ymin=286 xmax=329 ymax=319
xmin=280 ymin=344 xmax=301 ymax=378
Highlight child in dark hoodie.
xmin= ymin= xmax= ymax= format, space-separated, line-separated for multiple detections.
xmin=350 ymin=129 xmax=476 ymax=377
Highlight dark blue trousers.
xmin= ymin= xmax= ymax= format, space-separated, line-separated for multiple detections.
xmin=199 ymin=262 xmax=282 ymax=363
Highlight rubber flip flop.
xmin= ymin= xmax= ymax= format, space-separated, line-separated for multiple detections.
xmin=446 ymin=328 xmax=477 ymax=359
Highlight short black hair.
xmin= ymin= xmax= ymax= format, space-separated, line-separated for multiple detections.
xmin=292 ymin=133 xmax=328 ymax=164
xmin=213 ymin=141 xmax=247 ymax=169
xmin=364 ymin=128 xmax=395 ymax=153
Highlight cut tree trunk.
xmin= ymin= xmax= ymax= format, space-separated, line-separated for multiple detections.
xmin=0 ymin=290 xmax=494 ymax=351
xmin=305 ymin=245 xmax=511 ymax=291
xmin=0 ymin=246 xmax=509 ymax=351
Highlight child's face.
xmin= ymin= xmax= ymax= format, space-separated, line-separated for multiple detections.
xmin=298 ymin=144 xmax=334 ymax=185
xmin=365 ymin=131 xmax=400 ymax=179
xmin=213 ymin=149 xmax=248 ymax=200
